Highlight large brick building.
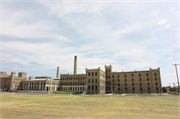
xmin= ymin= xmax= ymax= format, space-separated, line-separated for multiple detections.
xmin=0 ymin=72 xmax=28 ymax=91
xmin=60 ymin=56 xmax=162 ymax=94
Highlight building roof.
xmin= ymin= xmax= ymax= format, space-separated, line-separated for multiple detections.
xmin=28 ymin=78 xmax=60 ymax=82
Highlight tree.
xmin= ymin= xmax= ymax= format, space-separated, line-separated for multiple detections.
xmin=162 ymin=87 xmax=167 ymax=93
xmin=169 ymin=87 xmax=177 ymax=91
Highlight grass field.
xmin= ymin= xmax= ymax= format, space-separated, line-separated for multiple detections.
xmin=0 ymin=94 xmax=179 ymax=118
xmin=52 ymin=91 xmax=83 ymax=94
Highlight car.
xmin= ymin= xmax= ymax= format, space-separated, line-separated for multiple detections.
xmin=10 ymin=89 xmax=17 ymax=93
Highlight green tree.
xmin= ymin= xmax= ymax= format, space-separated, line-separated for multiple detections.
xmin=162 ymin=87 xmax=167 ymax=93
xmin=169 ymin=87 xmax=177 ymax=91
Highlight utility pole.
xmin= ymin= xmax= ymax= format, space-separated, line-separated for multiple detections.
xmin=172 ymin=63 xmax=180 ymax=95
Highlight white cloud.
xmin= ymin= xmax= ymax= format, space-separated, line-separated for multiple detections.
xmin=165 ymin=24 xmax=171 ymax=29
xmin=158 ymin=19 xmax=166 ymax=25
xmin=170 ymin=8 xmax=174 ymax=12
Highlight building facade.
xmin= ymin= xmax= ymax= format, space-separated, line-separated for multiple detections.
xmin=60 ymin=56 xmax=162 ymax=94
xmin=0 ymin=72 xmax=28 ymax=91
xmin=23 ymin=76 xmax=60 ymax=91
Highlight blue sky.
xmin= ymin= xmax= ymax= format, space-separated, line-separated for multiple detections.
xmin=0 ymin=0 xmax=179 ymax=87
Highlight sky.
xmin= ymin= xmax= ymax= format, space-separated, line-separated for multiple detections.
xmin=0 ymin=0 xmax=179 ymax=87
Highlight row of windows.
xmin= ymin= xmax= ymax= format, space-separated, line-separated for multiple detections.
xmin=106 ymin=87 xmax=159 ymax=91
xmin=61 ymin=76 xmax=85 ymax=80
xmin=106 ymin=82 xmax=158 ymax=86
xmin=106 ymin=73 xmax=157 ymax=79
xmin=88 ymin=72 xmax=98 ymax=76
xmin=61 ymin=82 xmax=85 ymax=85
xmin=24 ymin=82 xmax=58 ymax=85
xmin=62 ymin=87 xmax=84 ymax=91
xmin=88 ymin=79 xmax=98 ymax=83
xmin=107 ymin=77 xmax=157 ymax=82
xmin=88 ymin=85 xmax=98 ymax=90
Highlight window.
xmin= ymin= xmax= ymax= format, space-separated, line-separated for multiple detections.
xmin=76 ymin=77 xmax=77 ymax=80
xmin=83 ymin=77 xmax=84 ymax=79
xmin=147 ymin=78 xmax=149 ymax=81
xmin=112 ymin=79 xmax=114 ymax=82
xmin=118 ymin=83 xmax=120 ymax=86
xmin=118 ymin=88 xmax=120 ymax=90
xmin=109 ymin=75 xmax=110 ymax=79
xmin=139 ymin=78 xmax=141 ymax=81
xmin=92 ymin=79 xmax=94 ymax=83
xmin=112 ymin=75 xmax=114 ymax=78
xmin=95 ymin=72 xmax=97 ymax=76
xmin=106 ymin=75 xmax=108 ymax=79
xmin=131 ymin=74 xmax=133 ymax=77
xmin=92 ymin=86 xmax=94 ymax=90
xmin=156 ymin=87 xmax=158 ymax=90
xmin=109 ymin=81 xmax=111 ymax=84
xmin=156 ymin=82 xmax=158 ymax=85
xmin=118 ymin=75 xmax=119 ymax=78
xmin=125 ymin=83 xmax=127 ymax=86
xmin=154 ymin=73 xmax=156 ymax=76
xmin=88 ymin=72 xmax=90 ymax=76
xmin=139 ymin=74 xmax=141 ymax=77
xmin=88 ymin=79 xmax=90 ymax=83
xmin=96 ymin=86 xmax=97 ymax=90
xmin=109 ymin=70 xmax=110 ymax=72
xmin=89 ymin=86 xmax=90 ymax=90
xmin=118 ymin=79 xmax=120 ymax=82
xmin=124 ymin=74 xmax=126 ymax=77
xmin=95 ymin=79 xmax=97 ymax=83
xmin=132 ymin=83 xmax=134 ymax=86
xmin=92 ymin=72 xmax=94 ymax=76
xmin=148 ymin=83 xmax=150 ymax=86
xmin=125 ymin=88 xmax=127 ymax=91
xmin=140 ymin=83 xmax=142 ymax=86
xmin=140 ymin=87 xmax=142 ymax=90
xmin=132 ymin=78 xmax=134 ymax=81
xmin=106 ymin=81 xmax=108 ymax=84
xmin=148 ymin=87 xmax=150 ymax=90
xmin=113 ymin=84 xmax=114 ymax=86
xmin=146 ymin=73 xmax=149 ymax=76
xmin=125 ymin=79 xmax=127 ymax=82
xmin=133 ymin=87 xmax=135 ymax=90
xmin=155 ymin=77 xmax=157 ymax=81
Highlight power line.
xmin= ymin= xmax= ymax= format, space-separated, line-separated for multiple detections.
xmin=172 ymin=63 xmax=180 ymax=95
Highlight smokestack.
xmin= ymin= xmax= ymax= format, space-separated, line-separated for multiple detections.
xmin=74 ymin=56 xmax=77 ymax=74
xmin=57 ymin=66 xmax=60 ymax=78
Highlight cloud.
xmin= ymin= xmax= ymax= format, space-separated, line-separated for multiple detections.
xmin=165 ymin=24 xmax=171 ymax=29
xmin=158 ymin=19 xmax=166 ymax=25
xmin=0 ymin=1 xmax=179 ymax=86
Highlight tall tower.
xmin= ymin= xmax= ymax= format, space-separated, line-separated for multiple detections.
xmin=57 ymin=66 xmax=60 ymax=78
xmin=74 ymin=56 xmax=77 ymax=74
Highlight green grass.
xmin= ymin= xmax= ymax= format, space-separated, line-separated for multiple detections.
xmin=52 ymin=91 xmax=83 ymax=95
xmin=0 ymin=94 xmax=179 ymax=118
xmin=52 ymin=91 xmax=71 ymax=94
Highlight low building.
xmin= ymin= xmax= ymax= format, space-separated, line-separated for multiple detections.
xmin=22 ymin=75 xmax=60 ymax=91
